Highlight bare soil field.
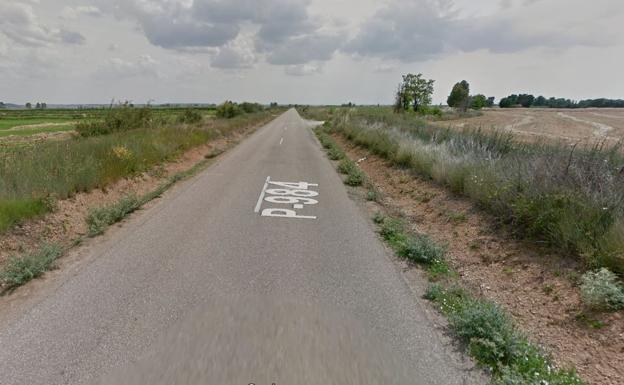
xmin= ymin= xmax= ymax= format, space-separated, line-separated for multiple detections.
xmin=432 ymin=108 xmax=624 ymax=144
xmin=333 ymin=134 xmax=624 ymax=385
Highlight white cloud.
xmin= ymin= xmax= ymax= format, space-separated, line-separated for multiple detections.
xmin=96 ymin=55 xmax=159 ymax=79
xmin=284 ymin=63 xmax=322 ymax=76
xmin=60 ymin=5 xmax=103 ymax=19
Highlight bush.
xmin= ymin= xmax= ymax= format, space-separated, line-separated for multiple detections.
xmin=239 ymin=102 xmax=263 ymax=114
xmin=86 ymin=195 xmax=141 ymax=236
xmin=397 ymin=234 xmax=446 ymax=264
xmin=337 ymin=159 xmax=356 ymax=174
xmin=76 ymin=105 xmax=152 ymax=137
xmin=215 ymin=101 xmax=242 ymax=119
xmin=450 ymin=299 xmax=520 ymax=368
xmin=177 ymin=109 xmax=203 ymax=124
xmin=580 ymin=268 xmax=624 ymax=311
xmin=327 ymin=147 xmax=344 ymax=160
xmin=344 ymin=168 xmax=365 ymax=186
xmin=1 ymin=244 xmax=63 ymax=291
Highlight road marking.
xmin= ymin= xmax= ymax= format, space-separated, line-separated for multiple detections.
xmin=279 ymin=137 xmax=284 ymax=145
xmin=256 ymin=179 xmax=319 ymax=219
xmin=254 ymin=176 xmax=271 ymax=213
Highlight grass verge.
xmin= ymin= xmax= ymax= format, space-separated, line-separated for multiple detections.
xmin=310 ymin=107 xmax=624 ymax=276
xmin=0 ymin=110 xmax=275 ymax=234
xmin=316 ymin=128 xmax=365 ymax=186
xmin=317 ymin=133 xmax=585 ymax=385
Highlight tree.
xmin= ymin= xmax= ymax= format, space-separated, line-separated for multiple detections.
xmin=517 ymin=94 xmax=535 ymax=108
xmin=486 ymin=97 xmax=495 ymax=107
xmin=534 ymin=95 xmax=547 ymax=107
xmin=401 ymin=73 xmax=435 ymax=112
xmin=447 ymin=80 xmax=470 ymax=111
xmin=41 ymin=102 xmax=47 ymax=109
xmin=25 ymin=102 xmax=32 ymax=109
xmin=470 ymin=94 xmax=488 ymax=110
xmin=36 ymin=102 xmax=41 ymax=109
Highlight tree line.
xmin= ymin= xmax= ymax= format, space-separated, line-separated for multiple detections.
xmin=394 ymin=75 xmax=494 ymax=115
xmin=499 ymin=94 xmax=624 ymax=108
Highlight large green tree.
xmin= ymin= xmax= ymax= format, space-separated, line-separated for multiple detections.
xmin=447 ymin=80 xmax=470 ymax=111
xmin=395 ymin=73 xmax=435 ymax=113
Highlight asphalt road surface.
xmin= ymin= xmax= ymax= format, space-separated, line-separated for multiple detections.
xmin=0 ymin=109 xmax=484 ymax=384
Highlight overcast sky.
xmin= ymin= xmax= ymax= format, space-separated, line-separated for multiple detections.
xmin=1 ymin=0 xmax=623 ymax=105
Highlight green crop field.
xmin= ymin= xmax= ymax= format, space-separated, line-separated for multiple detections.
xmin=0 ymin=107 xmax=217 ymax=139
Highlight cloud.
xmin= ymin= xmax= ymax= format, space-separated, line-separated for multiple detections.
xmin=60 ymin=6 xmax=104 ymax=19
xmin=345 ymin=0 xmax=617 ymax=62
xmin=100 ymin=0 xmax=342 ymax=69
xmin=0 ymin=2 xmax=85 ymax=46
xmin=284 ymin=63 xmax=323 ymax=76
xmin=266 ymin=34 xmax=343 ymax=65
xmin=59 ymin=29 xmax=85 ymax=45
xmin=96 ymin=55 xmax=159 ymax=79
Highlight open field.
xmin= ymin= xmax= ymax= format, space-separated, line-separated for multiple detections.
xmin=431 ymin=108 xmax=624 ymax=144
xmin=0 ymin=108 xmax=217 ymax=139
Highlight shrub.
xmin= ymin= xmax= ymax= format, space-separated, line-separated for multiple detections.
xmin=215 ymin=101 xmax=242 ymax=119
xmin=76 ymin=105 xmax=152 ymax=137
xmin=177 ymin=109 xmax=203 ymax=124
xmin=1 ymin=244 xmax=63 ymax=291
xmin=239 ymin=102 xmax=263 ymax=114
xmin=344 ymin=168 xmax=365 ymax=186
xmin=366 ymin=190 xmax=378 ymax=201
xmin=337 ymin=159 xmax=356 ymax=174
xmin=451 ymin=299 xmax=520 ymax=368
xmin=327 ymin=147 xmax=344 ymax=160
xmin=86 ymin=195 xmax=141 ymax=236
xmin=397 ymin=234 xmax=446 ymax=264
xmin=580 ymin=268 xmax=624 ymax=311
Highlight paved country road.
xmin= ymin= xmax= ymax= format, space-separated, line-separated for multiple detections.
xmin=0 ymin=110 xmax=484 ymax=384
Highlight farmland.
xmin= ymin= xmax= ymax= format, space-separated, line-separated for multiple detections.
xmin=430 ymin=107 xmax=624 ymax=144
xmin=0 ymin=107 xmax=217 ymax=139
xmin=0 ymin=105 xmax=268 ymax=233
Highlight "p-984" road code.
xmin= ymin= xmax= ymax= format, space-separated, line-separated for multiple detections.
xmin=254 ymin=176 xmax=318 ymax=219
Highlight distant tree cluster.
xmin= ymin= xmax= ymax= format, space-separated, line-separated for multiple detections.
xmin=0 ymin=102 xmax=5 ymax=109
xmin=24 ymin=102 xmax=47 ymax=109
xmin=499 ymin=94 xmax=624 ymax=108
xmin=447 ymin=80 xmax=494 ymax=111
xmin=215 ymin=101 xmax=264 ymax=119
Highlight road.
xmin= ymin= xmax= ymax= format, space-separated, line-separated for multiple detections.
xmin=0 ymin=109 xmax=483 ymax=384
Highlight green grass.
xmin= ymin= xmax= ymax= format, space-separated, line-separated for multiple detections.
xmin=0 ymin=108 xmax=276 ymax=234
xmin=311 ymin=106 xmax=624 ymax=274
xmin=0 ymin=198 xmax=50 ymax=232
xmin=0 ymin=244 xmax=63 ymax=292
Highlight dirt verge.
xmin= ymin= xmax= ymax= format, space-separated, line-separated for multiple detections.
xmin=333 ymin=134 xmax=624 ymax=385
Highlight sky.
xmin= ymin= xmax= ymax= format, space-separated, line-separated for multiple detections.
xmin=1 ymin=0 xmax=623 ymax=105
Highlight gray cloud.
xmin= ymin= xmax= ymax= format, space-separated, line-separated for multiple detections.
xmin=346 ymin=0 xmax=616 ymax=62
xmin=266 ymin=34 xmax=343 ymax=65
xmin=101 ymin=0 xmax=341 ymax=69
xmin=284 ymin=63 xmax=322 ymax=76
xmin=0 ymin=2 xmax=85 ymax=46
